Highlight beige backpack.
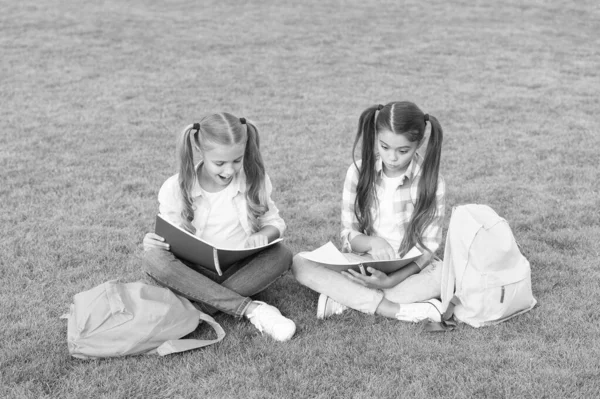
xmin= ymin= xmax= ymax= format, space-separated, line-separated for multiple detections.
xmin=429 ymin=204 xmax=537 ymax=330
xmin=62 ymin=280 xmax=225 ymax=359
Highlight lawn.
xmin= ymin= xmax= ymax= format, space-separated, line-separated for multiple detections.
xmin=1 ymin=0 xmax=599 ymax=398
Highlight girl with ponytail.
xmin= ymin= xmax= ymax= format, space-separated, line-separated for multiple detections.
xmin=143 ymin=113 xmax=295 ymax=342
xmin=292 ymin=101 xmax=447 ymax=323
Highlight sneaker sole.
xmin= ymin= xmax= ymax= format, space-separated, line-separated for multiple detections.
xmin=419 ymin=300 xmax=442 ymax=323
xmin=317 ymin=294 xmax=328 ymax=319
xmin=273 ymin=322 xmax=296 ymax=342
xmin=397 ymin=301 xmax=443 ymax=323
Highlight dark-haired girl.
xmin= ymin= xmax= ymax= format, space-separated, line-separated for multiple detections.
xmin=143 ymin=113 xmax=295 ymax=341
xmin=292 ymin=102 xmax=446 ymax=322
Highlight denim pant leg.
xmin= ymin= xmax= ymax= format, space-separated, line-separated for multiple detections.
xmin=142 ymin=244 xmax=292 ymax=318
xmin=382 ymin=259 xmax=443 ymax=304
xmin=177 ymin=243 xmax=292 ymax=317
xmin=143 ymin=249 xmax=251 ymax=317
xmin=291 ymin=253 xmax=384 ymax=315
xmin=220 ymin=243 xmax=292 ymax=298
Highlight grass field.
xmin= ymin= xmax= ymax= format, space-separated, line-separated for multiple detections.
xmin=2 ymin=0 xmax=600 ymax=397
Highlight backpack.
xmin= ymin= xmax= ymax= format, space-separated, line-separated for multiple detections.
xmin=432 ymin=204 xmax=537 ymax=330
xmin=62 ymin=280 xmax=225 ymax=359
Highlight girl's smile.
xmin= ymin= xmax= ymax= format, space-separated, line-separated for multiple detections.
xmin=218 ymin=174 xmax=233 ymax=184
xmin=198 ymin=141 xmax=246 ymax=192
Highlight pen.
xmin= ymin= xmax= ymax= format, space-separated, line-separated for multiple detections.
xmin=358 ymin=264 xmax=366 ymax=275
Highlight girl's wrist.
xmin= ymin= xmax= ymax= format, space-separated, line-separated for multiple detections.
xmin=254 ymin=225 xmax=279 ymax=242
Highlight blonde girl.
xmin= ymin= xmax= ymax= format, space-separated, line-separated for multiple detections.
xmin=143 ymin=113 xmax=295 ymax=341
xmin=292 ymin=101 xmax=446 ymax=322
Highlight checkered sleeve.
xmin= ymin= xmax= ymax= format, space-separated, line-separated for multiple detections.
xmin=340 ymin=162 xmax=363 ymax=252
xmin=414 ymin=175 xmax=446 ymax=269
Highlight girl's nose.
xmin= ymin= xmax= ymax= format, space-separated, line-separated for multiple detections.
xmin=224 ymin=165 xmax=234 ymax=175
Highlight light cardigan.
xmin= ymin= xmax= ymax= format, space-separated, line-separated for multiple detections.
xmin=158 ymin=163 xmax=286 ymax=238
xmin=340 ymin=153 xmax=445 ymax=270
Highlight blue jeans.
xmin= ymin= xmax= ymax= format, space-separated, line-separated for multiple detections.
xmin=143 ymin=243 xmax=292 ymax=318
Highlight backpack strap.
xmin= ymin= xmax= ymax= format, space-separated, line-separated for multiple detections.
xmin=424 ymin=296 xmax=460 ymax=332
xmin=153 ymin=311 xmax=226 ymax=356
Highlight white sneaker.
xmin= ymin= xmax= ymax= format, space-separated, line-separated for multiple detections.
xmin=246 ymin=301 xmax=296 ymax=341
xmin=395 ymin=299 xmax=443 ymax=323
xmin=317 ymin=294 xmax=348 ymax=319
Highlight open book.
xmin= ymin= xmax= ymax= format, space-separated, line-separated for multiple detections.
xmin=155 ymin=214 xmax=283 ymax=276
xmin=299 ymin=241 xmax=421 ymax=274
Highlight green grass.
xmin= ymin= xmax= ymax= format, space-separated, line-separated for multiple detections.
xmin=2 ymin=0 xmax=599 ymax=397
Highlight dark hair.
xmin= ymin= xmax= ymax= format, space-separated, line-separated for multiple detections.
xmin=352 ymin=101 xmax=443 ymax=256
xmin=176 ymin=113 xmax=267 ymax=234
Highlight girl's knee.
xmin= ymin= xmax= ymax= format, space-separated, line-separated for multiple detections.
xmin=264 ymin=243 xmax=293 ymax=273
xmin=142 ymin=249 xmax=173 ymax=277
xmin=291 ymin=253 xmax=310 ymax=281
xmin=291 ymin=253 xmax=302 ymax=273
xmin=276 ymin=244 xmax=293 ymax=269
xmin=142 ymin=249 xmax=159 ymax=271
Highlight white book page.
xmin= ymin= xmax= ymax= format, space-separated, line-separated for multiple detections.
xmin=299 ymin=241 xmax=422 ymax=266
xmin=299 ymin=242 xmax=352 ymax=265
xmin=401 ymin=246 xmax=422 ymax=260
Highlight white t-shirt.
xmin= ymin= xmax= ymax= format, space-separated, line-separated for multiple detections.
xmin=158 ymin=164 xmax=286 ymax=240
xmin=372 ymin=173 xmax=407 ymax=254
xmin=198 ymin=184 xmax=249 ymax=249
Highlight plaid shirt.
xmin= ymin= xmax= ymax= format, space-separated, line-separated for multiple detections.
xmin=340 ymin=153 xmax=445 ymax=270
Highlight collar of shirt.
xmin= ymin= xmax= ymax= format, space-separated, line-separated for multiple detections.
xmin=189 ymin=161 xmax=247 ymax=199
xmin=374 ymin=152 xmax=423 ymax=187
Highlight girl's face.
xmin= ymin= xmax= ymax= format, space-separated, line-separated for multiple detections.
xmin=377 ymin=129 xmax=419 ymax=178
xmin=198 ymin=141 xmax=246 ymax=192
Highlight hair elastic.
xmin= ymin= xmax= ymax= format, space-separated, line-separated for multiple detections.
xmin=239 ymin=117 xmax=246 ymax=125
xmin=377 ymin=104 xmax=384 ymax=111
xmin=192 ymin=123 xmax=200 ymax=131
xmin=424 ymin=114 xmax=430 ymax=123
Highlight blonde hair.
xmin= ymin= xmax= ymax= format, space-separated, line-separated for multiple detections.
xmin=176 ymin=113 xmax=268 ymax=234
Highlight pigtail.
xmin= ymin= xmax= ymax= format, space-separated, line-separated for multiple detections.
xmin=243 ymin=121 xmax=268 ymax=232
xmin=352 ymin=105 xmax=380 ymax=235
xmin=398 ymin=115 xmax=443 ymax=257
xmin=176 ymin=124 xmax=199 ymax=234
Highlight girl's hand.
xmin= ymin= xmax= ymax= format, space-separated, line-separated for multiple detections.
xmin=369 ymin=237 xmax=396 ymax=260
xmin=245 ymin=233 xmax=268 ymax=248
xmin=341 ymin=267 xmax=394 ymax=289
xmin=143 ymin=233 xmax=170 ymax=251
